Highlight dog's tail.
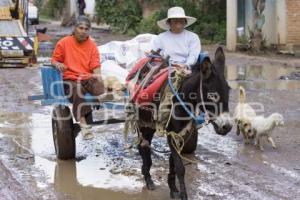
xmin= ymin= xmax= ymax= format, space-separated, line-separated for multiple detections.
xmin=239 ymin=86 xmax=246 ymax=103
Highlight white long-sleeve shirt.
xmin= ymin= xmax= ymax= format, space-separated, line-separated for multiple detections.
xmin=153 ymin=30 xmax=201 ymax=67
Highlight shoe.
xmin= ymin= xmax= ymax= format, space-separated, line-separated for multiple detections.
xmin=80 ymin=124 xmax=94 ymax=140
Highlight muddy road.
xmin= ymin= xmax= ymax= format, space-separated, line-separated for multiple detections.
xmin=1 ymin=23 xmax=300 ymax=200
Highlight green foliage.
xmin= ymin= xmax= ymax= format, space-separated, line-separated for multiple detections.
xmin=137 ymin=11 xmax=164 ymax=35
xmin=171 ymin=0 xmax=226 ymax=44
xmin=95 ymin=0 xmax=142 ymax=34
xmin=237 ymin=34 xmax=249 ymax=45
xmin=40 ymin=0 xmax=66 ymax=19
xmin=34 ymin=0 xmax=44 ymax=10
xmin=95 ymin=0 xmax=226 ymax=43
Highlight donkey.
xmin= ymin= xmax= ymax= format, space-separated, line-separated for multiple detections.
xmin=136 ymin=47 xmax=232 ymax=200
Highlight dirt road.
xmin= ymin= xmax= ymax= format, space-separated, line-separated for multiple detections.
xmin=0 ymin=22 xmax=300 ymax=200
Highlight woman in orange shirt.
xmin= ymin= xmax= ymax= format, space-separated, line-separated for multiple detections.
xmin=51 ymin=16 xmax=104 ymax=140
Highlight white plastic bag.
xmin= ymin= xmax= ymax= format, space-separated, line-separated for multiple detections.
xmin=100 ymin=60 xmax=129 ymax=90
xmin=98 ymin=33 xmax=157 ymax=70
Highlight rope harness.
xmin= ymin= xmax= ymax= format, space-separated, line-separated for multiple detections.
xmin=124 ymin=55 xmax=209 ymax=164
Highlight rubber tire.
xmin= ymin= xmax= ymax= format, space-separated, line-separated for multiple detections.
xmin=32 ymin=18 xmax=39 ymax=25
xmin=181 ymin=128 xmax=198 ymax=154
xmin=85 ymin=111 xmax=93 ymax=125
xmin=52 ymin=105 xmax=76 ymax=160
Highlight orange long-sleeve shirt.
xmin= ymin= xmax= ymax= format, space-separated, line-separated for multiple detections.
xmin=51 ymin=35 xmax=100 ymax=81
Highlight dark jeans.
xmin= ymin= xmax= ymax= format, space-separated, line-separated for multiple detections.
xmin=64 ymin=77 xmax=104 ymax=121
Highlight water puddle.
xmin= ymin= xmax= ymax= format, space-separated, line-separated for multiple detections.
xmin=226 ymin=65 xmax=300 ymax=90
xmin=0 ymin=111 xmax=170 ymax=200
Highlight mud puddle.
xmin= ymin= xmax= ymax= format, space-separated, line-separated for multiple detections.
xmin=1 ymin=103 xmax=300 ymax=199
xmin=226 ymin=64 xmax=300 ymax=90
xmin=0 ymin=111 xmax=171 ymax=200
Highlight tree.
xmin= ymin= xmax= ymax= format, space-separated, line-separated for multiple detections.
xmin=61 ymin=0 xmax=75 ymax=27
xmin=249 ymin=0 xmax=266 ymax=52
xmin=138 ymin=0 xmax=160 ymax=18
xmin=94 ymin=0 xmax=226 ymax=42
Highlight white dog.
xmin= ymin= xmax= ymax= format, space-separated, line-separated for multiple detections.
xmin=251 ymin=113 xmax=284 ymax=150
xmin=234 ymin=86 xmax=256 ymax=144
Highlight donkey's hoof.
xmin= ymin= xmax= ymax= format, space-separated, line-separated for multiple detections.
xmin=180 ymin=192 xmax=188 ymax=200
xmin=170 ymin=191 xmax=180 ymax=199
xmin=145 ymin=177 xmax=155 ymax=190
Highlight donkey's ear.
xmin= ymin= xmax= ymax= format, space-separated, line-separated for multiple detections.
xmin=201 ymin=57 xmax=212 ymax=79
xmin=214 ymin=47 xmax=225 ymax=75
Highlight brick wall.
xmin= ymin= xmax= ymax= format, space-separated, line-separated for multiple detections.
xmin=286 ymin=0 xmax=300 ymax=44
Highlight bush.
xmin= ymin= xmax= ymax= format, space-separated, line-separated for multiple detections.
xmin=137 ymin=11 xmax=163 ymax=35
xmin=193 ymin=21 xmax=226 ymax=44
xmin=95 ymin=0 xmax=226 ymax=43
xmin=95 ymin=0 xmax=142 ymax=34
xmin=138 ymin=0 xmax=226 ymax=43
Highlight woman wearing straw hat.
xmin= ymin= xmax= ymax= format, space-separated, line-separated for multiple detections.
xmin=153 ymin=6 xmax=201 ymax=69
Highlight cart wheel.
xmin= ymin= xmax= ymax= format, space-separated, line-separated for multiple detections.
xmin=85 ymin=111 xmax=93 ymax=125
xmin=52 ymin=105 xmax=76 ymax=160
xmin=181 ymin=127 xmax=198 ymax=154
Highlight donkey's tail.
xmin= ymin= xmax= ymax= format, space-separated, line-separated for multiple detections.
xmin=239 ymin=86 xmax=246 ymax=103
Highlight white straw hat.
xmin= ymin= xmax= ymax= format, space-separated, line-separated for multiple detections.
xmin=157 ymin=7 xmax=197 ymax=31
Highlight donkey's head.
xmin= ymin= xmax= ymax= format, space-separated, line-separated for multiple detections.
xmin=180 ymin=47 xmax=232 ymax=135
xmin=199 ymin=47 xmax=232 ymax=135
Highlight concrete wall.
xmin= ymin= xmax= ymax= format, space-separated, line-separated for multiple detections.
xmin=227 ymin=0 xmax=237 ymax=51
xmin=70 ymin=0 xmax=77 ymax=16
xmin=244 ymin=0 xmax=253 ymax=37
xmin=263 ymin=0 xmax=277 ymax=45
xmin=227 ymin=0 xmax=300 ymax=49
xmin=70 ymin=0 xmax=95 ymax=17
xmin=276 ymin=0 xmax=287 ymax=44
xmin=85 ymin=0 xmax=95 ymax=17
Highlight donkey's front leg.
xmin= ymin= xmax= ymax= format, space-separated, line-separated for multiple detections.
xmin=138 ymin=127 xmax=155 ymax=190
xmin=168 ymin=153 xmax=180 ymax=199
xmin=170 ymin=144 xmax=188 ymax=200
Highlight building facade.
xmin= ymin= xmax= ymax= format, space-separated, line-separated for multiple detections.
xmin=227 ymin=0 xmax=300 ymax=51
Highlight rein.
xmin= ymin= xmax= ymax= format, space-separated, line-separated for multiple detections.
xmin=167 ymin=61 xmax=206 ymax=125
